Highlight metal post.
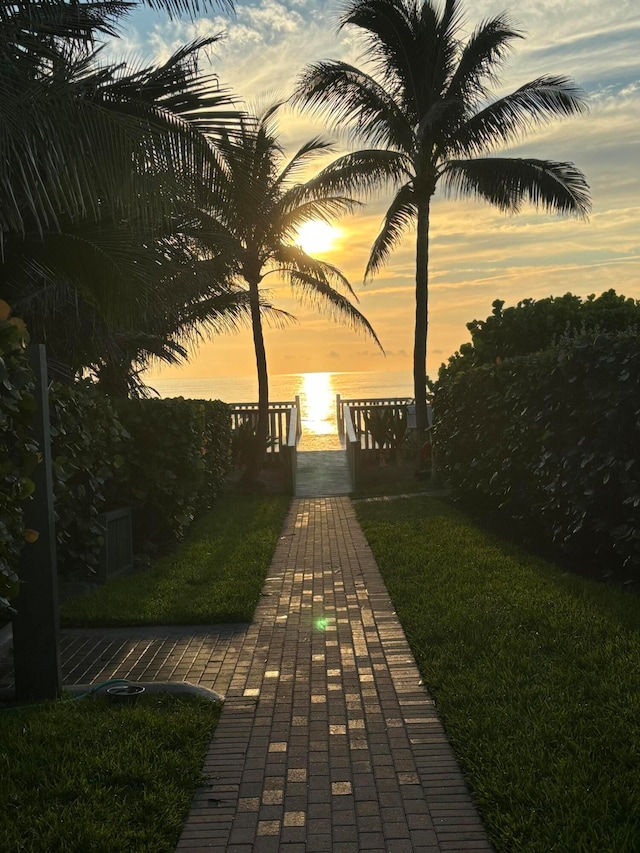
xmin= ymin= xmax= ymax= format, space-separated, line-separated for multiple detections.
xmin=13 ymin=344 xmax=62 ymax=701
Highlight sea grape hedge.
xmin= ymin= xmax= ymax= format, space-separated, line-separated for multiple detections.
xmin=434 ymin=330 xmax=640 ymax=574
xmin=50 ymin=381 xmax=129 ymax=578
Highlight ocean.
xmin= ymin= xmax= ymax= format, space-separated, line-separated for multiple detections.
xmin=148 ymin=369 xmax=414 ymax=450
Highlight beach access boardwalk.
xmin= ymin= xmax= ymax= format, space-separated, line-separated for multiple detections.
xmin=294 ymin=429 xmax=352 ymax=497
xmin=0 ymin=437 xmax=493 ymax=851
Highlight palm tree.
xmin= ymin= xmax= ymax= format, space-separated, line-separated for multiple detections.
xmin=0 ymin=0 xmax=235 ymax=243
xmin=5 ymin=215 xmax=257 ymax=395
xmin=1 ymin=15 xmax=249 ymax=391
xmin=200 ymin=104 xmax=382 ymax=475
xmin=293 ymin=0 xmax=591 ymax=432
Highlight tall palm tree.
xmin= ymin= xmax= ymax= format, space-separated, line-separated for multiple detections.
xmin=200 ymin=104 xmax=382 ymax=475
xmin=293 ymin=0 xmax=591 ymax=431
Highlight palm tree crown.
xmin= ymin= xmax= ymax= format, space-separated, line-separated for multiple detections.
xmin=293 ymin=0 xmax=591 ymax=431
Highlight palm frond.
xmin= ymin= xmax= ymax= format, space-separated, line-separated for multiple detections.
xmin=0 ymin=0 xmax=126 ymax=48
xmin=285 ymin=268 xmax=384 ymax=352
xmin=365 ymin=182 xmax=416 ymax=279
xmin=292 ymin=60 xmax=414 ymax=151
xmin=444 ymin=13 xmax=521 ymax=106
xmin=271 ymin=246 xmax=355 ymax=296
xmin=273 ymin=135 xmax=336 ymax=191
xmin=257 ymin=303 xmax=297 ymax=330
xmin=439 ymin=157 xmax=591 ymax=216
xmin=303 ymin=149 xmax=411 ymax=200
xmin=136 ymin=0 xmax=234 ymax=22
xmin=103 ymin=36 xmax=243 ymax=138
xmin=338 ymin=0 xmax=421 ymax=110
xmin=444 ymin=76 xmax=589 ymax=158
xmin=275 ymin=195 xmax=361 ymax=238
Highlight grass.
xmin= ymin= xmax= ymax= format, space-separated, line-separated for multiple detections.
xmin=0 ymin=693 xmax=221 ymax=853
xmin=356 ymin=495 xmax=640 ymax=853
xmin=3 ymin=491 xmax=290 ymax=850
xmin=62 ymin=492 xmax=291 ymax=627
xmin=352 ymin=476 xmax=435 ymax=499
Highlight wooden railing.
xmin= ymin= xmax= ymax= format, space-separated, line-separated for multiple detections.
xmin=343 ymin=404 xmax=360 ymax=489
xmin=282 ymin=402 xmax=301 ymax=495
xmin=230 ymin=397 xmax=301 ymax=456
xmin=337 ymin=395 xmax=415 ymax=449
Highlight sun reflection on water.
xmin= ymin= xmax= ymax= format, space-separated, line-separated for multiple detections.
xmin=297 ymin=372 xmax=342 ymax=450
xmin=301 ymin=372 xmax=334 ymax=434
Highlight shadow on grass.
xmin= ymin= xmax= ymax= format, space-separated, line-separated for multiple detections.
xmin=61 ymin=493 xmax=291 ymax=628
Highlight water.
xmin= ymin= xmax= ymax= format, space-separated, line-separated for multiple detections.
xmin=147 ymin=370 xmax=413 ymax=450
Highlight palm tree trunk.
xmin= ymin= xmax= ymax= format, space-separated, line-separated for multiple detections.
xmin=413 ymin=199 xmax=431 ymax=432
xmin=245 ymin=277 xmax=269 ymax=482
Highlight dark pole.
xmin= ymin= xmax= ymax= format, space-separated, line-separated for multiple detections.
xmin=13 ymin=344 xmax=62 ymax=701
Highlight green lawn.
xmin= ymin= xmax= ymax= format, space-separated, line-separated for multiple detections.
xmin=356 ymin=495 xmax=640 ymax=853
xmin=4 ymin=491 xmax=292 ymax=851
xmin=62 ymin=492 xmax=291 ymax=627
xmin=0 ymin=693 xmax=221 ymax=853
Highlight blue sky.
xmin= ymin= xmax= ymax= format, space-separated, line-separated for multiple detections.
xmin=116 ymin=0 xmax=640 ymax=379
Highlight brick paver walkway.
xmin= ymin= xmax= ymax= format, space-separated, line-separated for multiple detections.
xmin=0 ymin=624 xmax=249 ymax=695
xmin=0 ymin=494 xmax=493 ymax=851
xmin=176 ymin=497 xmax=492 ymax=852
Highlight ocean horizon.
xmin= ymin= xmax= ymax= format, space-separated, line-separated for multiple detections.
xmin=146 ymin=369 xmax=413 ymax=404
xmin=147 ymin=370 xmax=414 ymax=446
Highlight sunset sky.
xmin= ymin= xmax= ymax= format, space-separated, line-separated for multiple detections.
xmin=117 ymin=0 xmax=640 ymax=382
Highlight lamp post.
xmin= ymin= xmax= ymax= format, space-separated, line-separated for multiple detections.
xmin=12 ymin=344 xmax=62 ymax=701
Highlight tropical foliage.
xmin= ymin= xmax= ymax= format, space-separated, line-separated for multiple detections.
xmin=50 ymin=381 xmax=129 ymax=579
xmin=442 ymin=289 xmax=640 ymax=376
xmin=293 ymin=0 xmax=591 ymax=432
xmin=0 ymin=303 xmax=35 ymax=616
xmin=116 ymin=396 xmax=231 ymax=552
xmin=1 ymin=362 xmax=232 ymax=588
xmin=364 ymin=407 xmax=407 ymax=451
xmin=0 ymin=0 xmax=248 ymax=393
xmin=434 ymin=329 xmax=640 ymax=577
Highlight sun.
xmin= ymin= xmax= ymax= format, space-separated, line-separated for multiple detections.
xmin=296 ymin=220 xmax=341 ymax=255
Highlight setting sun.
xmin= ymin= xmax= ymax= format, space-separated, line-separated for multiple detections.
xmin=296 ymin=220 xmax=341 ymax=255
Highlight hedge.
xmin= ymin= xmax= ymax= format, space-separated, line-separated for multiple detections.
xmin=115 ymin=397 xmax=231 ymax=553
xmin=0 ymin=309 xmax=36 ymax=615
xmin=1 ymin=361 xmax=232 ymax=590
xmin=50 ymin=381 xmax=129 ymax=579
xmin=434 ymin=331 xmax=640 ymax=574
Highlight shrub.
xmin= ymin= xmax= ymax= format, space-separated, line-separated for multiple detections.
xmin=442 ymin=290 xmax=640 ymax=378
xmin=114 ymin=397 xmax=231 ymax=552
xmin=0 ymin=305 xmax=36 ymax=613
xmin=199 ymin=399 xmax=232 ymax=505
xmin=3 ymin=367 xmax=232 ymax=584
xmin=50 ymin=381 xmax=129 ymax=579
xmin=364 ymin=407 xmax=408 ymax=451
xmin=435 ymin=330 xmax=640 ymax=574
